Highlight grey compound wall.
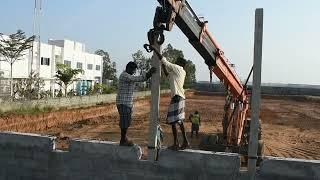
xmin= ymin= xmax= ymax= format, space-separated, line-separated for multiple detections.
xmin=195 ymin=83 xmax=320 ymax=96
xmin=0 ymin=90 xmax=170 ymax=113
xmin=0 ymin=132 xmax=319 ymax=180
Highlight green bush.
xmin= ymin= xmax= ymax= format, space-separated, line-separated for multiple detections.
xmin=67 ymin=89 xmax=77 ymax=97
xmin=87 ymin=86 xmax=93 ymax=95
xmin=56 ymin=89 xmax=63 ymax=97
xmin=0 ymin=105 xmax=55 ymax=117
xmin=102 ymin=84 xmax=117 ymax=94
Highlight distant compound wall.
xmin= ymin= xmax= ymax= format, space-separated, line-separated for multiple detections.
xmin=195 ymin=83 xmax=320 ymax=96
xmin=0 ymin=90 xmax=170 ymax=113
xmin=0 ymin=132 xmax=319 ymax=180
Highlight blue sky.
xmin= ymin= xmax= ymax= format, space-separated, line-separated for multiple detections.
xmin=1 ymin=0 xmax=319 ymax=85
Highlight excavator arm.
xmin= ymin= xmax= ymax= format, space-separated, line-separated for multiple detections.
xmin=156 ymin=0 xmax=245 ymax=101
xmin=146 ymin=0 xmax=251 ymax=147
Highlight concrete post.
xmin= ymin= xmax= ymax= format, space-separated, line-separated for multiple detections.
xmin=51 ymin=46 xmax=56 ymax=98
xmin=147 ymin=42 xmax=161 ymax=161
xmin=248 ymin=8 xmax=263 ymax=180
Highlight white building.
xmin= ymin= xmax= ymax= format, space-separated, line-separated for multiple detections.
xmin=0 ymin=36 xmax=103 ymax=96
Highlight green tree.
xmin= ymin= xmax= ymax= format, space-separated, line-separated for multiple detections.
xmin=163 ymin=44 xmax=184 ymax=63
xmin=132 ymin=50 xmax=152 ymax=90
xmin=0 ymin=30 xmax=35 ymax=98
xmin=55 ymin=63 xmax=83 ymax=97
xmin=184 ymin=60 xmax=196 ymax=88
xmin=94 ymin=49 xmax=117 ymax=85
xmin=132 ymin=50 xmax=151 ymax=75
xmin=162 ymin=44 xmax=196 ymax=88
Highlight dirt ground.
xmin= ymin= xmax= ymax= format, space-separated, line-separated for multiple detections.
xmin=1 ymin=91 xmax=320 ymax=160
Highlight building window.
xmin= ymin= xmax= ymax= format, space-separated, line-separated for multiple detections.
xmin=96 ymin=65 xmax=100 ymax=71
xmin=77 ymin=62 xmax=83 ymax=69
xmin=64 ymin=60 xmax=71 ymax=67
xmin=41 ymin=57 xmax=50 ymax=66
xmin=87 ymin=64 xmax=93 ymax=70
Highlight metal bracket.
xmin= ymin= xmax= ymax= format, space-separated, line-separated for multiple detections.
xmin=154 ymin=124 xmax=164 ymax=161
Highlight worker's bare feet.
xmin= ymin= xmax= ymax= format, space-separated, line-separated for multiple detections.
xmin=168 ymin=144 xmax=180 ymax=151
xmin=119 ymin=139 xmax=134 ymax=146
xmin=180 ymin=142 xmax=190 ymax=150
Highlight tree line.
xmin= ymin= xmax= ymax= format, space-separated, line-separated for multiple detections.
xmin=131 ymin=44 xmax=196 ymax=89
xmin=0 ymin=30 xmax=197 ymax=100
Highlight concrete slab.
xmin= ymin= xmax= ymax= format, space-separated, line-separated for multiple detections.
xmin=70 ymin=138 xmax=142 ymax=161
xmin=0 ymin=131 xmax=55 ymax=151
xmin=257 ymin=156 xmax=320 ymax=180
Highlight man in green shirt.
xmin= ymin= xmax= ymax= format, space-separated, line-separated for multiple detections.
xmin=189 ymin=111 xmax=201 ymax=138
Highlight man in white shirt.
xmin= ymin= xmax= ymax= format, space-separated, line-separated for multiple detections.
xmin=151 ymin=46 xmax=189 ymax=150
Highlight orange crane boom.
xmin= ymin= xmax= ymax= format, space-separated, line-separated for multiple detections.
xmin=146 ymin=0 xmax=252 ymax=148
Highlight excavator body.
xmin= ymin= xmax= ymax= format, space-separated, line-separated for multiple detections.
xmin=147 ymin=0 xmax=263 ymax=156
